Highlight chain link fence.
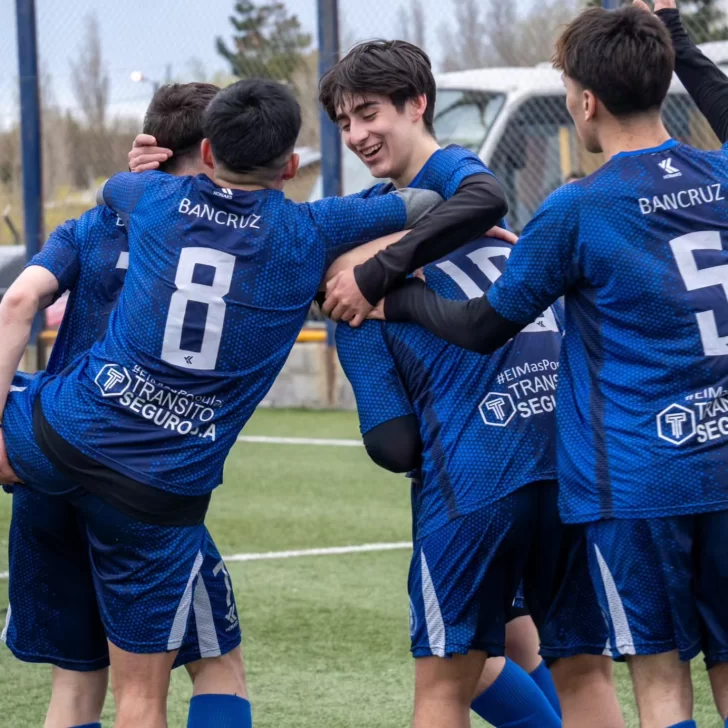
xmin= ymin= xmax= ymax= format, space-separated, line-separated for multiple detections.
xmin=0 ymin=0 xmax=725 ymax=245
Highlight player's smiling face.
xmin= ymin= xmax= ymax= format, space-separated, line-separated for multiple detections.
xmin=335 ymin=93 xmax=421 ymax=181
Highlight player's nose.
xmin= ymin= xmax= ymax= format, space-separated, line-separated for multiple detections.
xmin=349 ymin=121 xmax=368 ymax=147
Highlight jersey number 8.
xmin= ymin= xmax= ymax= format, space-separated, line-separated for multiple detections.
xmin=161 ymin=247 xmax=235 ymax=370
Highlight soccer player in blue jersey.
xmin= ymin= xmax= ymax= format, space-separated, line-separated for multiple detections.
xmin=375 ymin=7 xmax=728 ymax=727
xmin=316 ymin=40 xmax=622 ymax=728
xmin=1 ymin=83 xmax=252 ymax=728
xmin=0 ymin=78 xmax=503 ymax=728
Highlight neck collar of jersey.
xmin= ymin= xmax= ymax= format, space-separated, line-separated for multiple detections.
xmin=611 ymin=139 xmax=678 ymax=160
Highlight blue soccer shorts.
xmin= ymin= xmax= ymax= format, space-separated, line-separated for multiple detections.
xmin=586 ymin=513 xmax=728 ymax=664
xmin=408 ymin=480 xmax=609 ymax=660
xmin=1 ymin=374 xmax=241 ymax=667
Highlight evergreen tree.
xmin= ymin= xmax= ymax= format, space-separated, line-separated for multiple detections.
xmin=216 ymin=1 xmax=312 ymax=87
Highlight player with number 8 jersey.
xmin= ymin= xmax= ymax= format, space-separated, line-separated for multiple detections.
xmin=36 ymin=141 xmax=442 ymax=498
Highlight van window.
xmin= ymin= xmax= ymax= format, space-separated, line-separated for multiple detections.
xmin=433 ymin=90 xmax=506 ymax=153
xmin=488 ymin=92 xmax=720 ymax=232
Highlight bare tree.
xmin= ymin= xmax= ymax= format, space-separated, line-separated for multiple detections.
xmin=439 ymin=0 xmax=494 ymax=72
xmin=69 ymin=13 xmax=109 ymax=130
xmin=397 ymin=0 xmax=427 ymax=49
xmin=440 ymin=0 xmax=578 ymax=71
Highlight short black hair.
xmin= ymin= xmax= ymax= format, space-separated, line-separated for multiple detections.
xmin=143 ymin=83 xmax=219 ymax=173
xmin=553 ymin=6 xmax=674 ymax=117
xmin=319 ymin=40 xmax=436 ymax=135
xmin=202 ymin=79 xmax=301 ymax=177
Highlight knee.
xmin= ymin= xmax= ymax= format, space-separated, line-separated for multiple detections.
xmin=188 ymin=648 xmax=247 ymax=697
xmin=551 ymin=654 xmax=613 ymax=696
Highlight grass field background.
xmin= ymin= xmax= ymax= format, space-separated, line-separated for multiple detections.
xmin=0 ymin=409 xmax=722 ymax=726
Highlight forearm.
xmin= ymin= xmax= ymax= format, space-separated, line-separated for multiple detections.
xmin=354 ymin=174 xmax=508 ymax=305
xmin=383 ymin=279 xmax=524 ymax=354
xmin=658 ymin=8 xmax=728 ymax=143
xmin=0 ymin=296 xmax=39 ymax=420
xmin=323 ymin=232 xmax=407 ymax=287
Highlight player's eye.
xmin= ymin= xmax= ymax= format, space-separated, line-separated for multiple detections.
xmin=363 ymin=113 xmax=377 ymax=122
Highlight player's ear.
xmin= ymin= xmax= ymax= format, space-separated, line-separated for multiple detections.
xmin=200 ymin=138 xmax=215 ymax=172
xmin=409 ymin=94 xmax=427 ymax=124
xmin=584 ymin=90 xmax=597 ymax=123
xmin=282 ymin=153 xmax=299 ymax=181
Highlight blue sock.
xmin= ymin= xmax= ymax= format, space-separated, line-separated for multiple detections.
xmin=471 ymin=658 xmax=561 ymax=727
xmin=667 ymin=722 xmax=696 ymax=728
xmin=529 ymin=660 xmax=562 ymax=717
xmin=187 ymin=694 xmax=252 ymax=728
xmin=68 ymin=724 xmax=101 ymax=728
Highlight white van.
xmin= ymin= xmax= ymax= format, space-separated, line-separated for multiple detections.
xmin=311 ymin=45 xmax=728 ymax=232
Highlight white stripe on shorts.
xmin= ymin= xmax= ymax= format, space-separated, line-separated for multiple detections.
xmin=193 ymin=575 xmax=222 ymax=658
xmin=420 ymin=551 xmax=446 ymax=658
xmin=1 ymin=604 xmax=11 ymax=642
xmin=594 ymin=544 xmax=636 ymax=656
xmin=167 ymin=551 xmax=205 ymax=651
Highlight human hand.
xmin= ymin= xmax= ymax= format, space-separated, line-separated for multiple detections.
xmin=128 ymin=134 xmax=173 ymax=172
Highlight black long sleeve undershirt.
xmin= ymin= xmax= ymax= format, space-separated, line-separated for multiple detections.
xmin=362 ymin=414 xmax=422 ymax=473
xmin=383 ymin=278 xmax=525 ymax=355
xmin=658 ymin=8 xmax=728 ymax=144
xmin=354 ymin=174 xmax=508 ymax=305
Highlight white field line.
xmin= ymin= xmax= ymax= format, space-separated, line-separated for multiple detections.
xmin=236 ymin=435 xmax=362 ymax=447
xmin=0 ymin=436 xmax=371 ymax=581
xmin=0 ymin=542 xmax=413 ymax=581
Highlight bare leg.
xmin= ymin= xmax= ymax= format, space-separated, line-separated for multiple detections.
xmin=413 ymin=650 xmax=487 ymax=728
xmin=108 ymin=641 xmax=176 ymax=728
xmin=185 ymin=647 xmax=248 ymax=698
xmin=627 ymin=651 xmax=692 ymax=728
xmin=44 ymin=666 xmax=108 ymax=728
xmin=551 ymin=654 xmax=624 ymax=728
xmin=505 ymin=615 xmax=542 ymax=674
xmin=708 ymin=662 xmax=728 ymax=720
xmin=472 ymin=656 xmax=506 ymax=697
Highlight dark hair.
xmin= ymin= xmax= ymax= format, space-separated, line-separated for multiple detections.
xmin=143 ymin=83 xmax=219 ymax=173
xmin=202 ymin=79 xmax=301 ymax=176
xmin=553 ymin=6 xmax=674 ymax=116
xmin=319 ymin=40 xmax=436 ymax=135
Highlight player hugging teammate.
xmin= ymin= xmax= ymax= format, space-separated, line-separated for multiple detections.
xmin=2 ymin=2 xmax=728 ymax=728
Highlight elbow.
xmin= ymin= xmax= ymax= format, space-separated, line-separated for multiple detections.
xmin=364 ymin=438 xmax=421 ymax=474
xmin=0 ymin=286 xmax=41 ymax=323
xmin=488 ymin=188 xmax=509 ymax=223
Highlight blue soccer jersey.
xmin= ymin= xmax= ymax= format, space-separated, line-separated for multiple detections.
xmin=488 ymin=139 xmax=728 ymax=523
xmin=38 ymin=172 xmax=412 ymax=496
xmin=337 ymin=235 xmax=561 ymax=538
xmin=30 ymin=206 xmax=128 ymax=374
xmin=356 ymin=144 xmax=497 ymax=201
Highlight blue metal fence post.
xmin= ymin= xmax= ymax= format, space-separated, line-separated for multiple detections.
xmin=318 ymin=0 xmax=342 ymax=198
xmin=15 ymin=0 xmax=44 ymax=345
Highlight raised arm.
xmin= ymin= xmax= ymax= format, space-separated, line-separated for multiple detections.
xmin=0 ymin=266 xmax=61 ymax=424
xmin=639 ymin=0 xmax=728 ymax=143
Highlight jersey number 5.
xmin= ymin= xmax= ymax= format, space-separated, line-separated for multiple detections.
xmin=161 ymin=247 xmax=235 ymax=370
xmin=670 ymin=231 xmax=728 ymax=357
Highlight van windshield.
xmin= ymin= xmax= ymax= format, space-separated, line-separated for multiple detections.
xmin=433 ymin=89 xmax=506 ymax=152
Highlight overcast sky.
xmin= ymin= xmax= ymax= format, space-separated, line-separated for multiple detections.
xmin=0 ymin=0 xmax=470 ymax=127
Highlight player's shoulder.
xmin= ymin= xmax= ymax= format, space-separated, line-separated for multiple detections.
xmin=538 ymin=176 xmax=587 ymax=215
xmin=438 ymin=144 xmax=492 ymax=176
xmin=76 ymin=204 xmax=126 ymax=240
